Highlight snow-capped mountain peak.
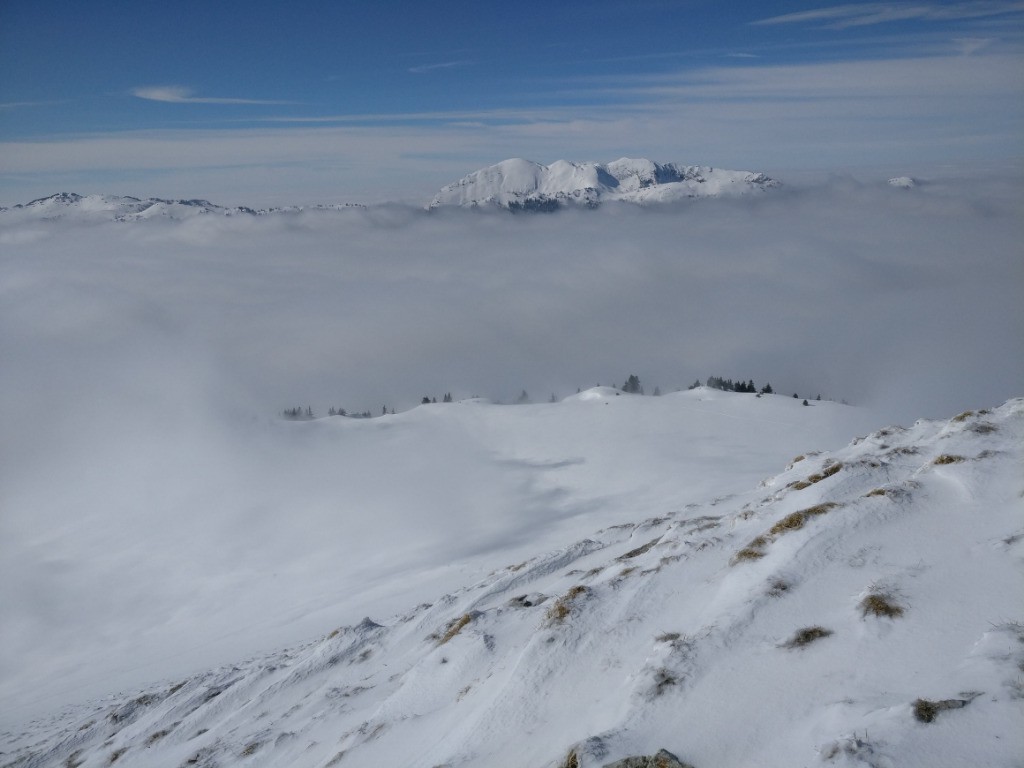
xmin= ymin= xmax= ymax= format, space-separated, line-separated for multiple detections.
xmin=428 ymin=158 xmax=780 ymax=210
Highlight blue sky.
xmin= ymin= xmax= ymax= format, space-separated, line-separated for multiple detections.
xmin=1 ymin=0 xmax=1023 ymax=204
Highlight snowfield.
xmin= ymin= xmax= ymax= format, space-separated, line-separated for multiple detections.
xmin=2 ymin=392 xmax=1022 ymax=768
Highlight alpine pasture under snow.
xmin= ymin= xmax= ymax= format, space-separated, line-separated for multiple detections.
xmin=1 ymin=167 xmax=1022 ymax=767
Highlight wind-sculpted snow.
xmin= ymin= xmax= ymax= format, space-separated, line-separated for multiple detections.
xmin=428 ymin=158 xmax=779 ymax=209
xmin=3 ymin=398 xmax=1021 ymax=768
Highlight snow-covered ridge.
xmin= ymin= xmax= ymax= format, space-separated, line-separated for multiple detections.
xmin=428 ymin=158 xmax=780 ymax=210
xmin=0 ymin=192 xmax=363 ymax=223
xmin=4 ymin=396 xmax=1021 ymax=768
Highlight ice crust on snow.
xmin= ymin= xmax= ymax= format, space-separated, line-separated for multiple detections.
xmin=3 ymin=394 xmax=1022 ymax=768
xmin=428 ymin=157 xmax=780 ymax=209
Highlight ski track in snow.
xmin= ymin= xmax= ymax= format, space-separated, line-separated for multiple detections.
xmin=2 ymin=396 xmax=1022 ymax=768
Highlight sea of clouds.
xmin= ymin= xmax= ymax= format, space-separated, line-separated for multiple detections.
xmin=1 ymin=171 xmax=1021 ymax=725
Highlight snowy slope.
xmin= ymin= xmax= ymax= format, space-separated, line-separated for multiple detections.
xmin=428 ymin=158 xmax=779 ymax=210
xmin=2 ymin=395 xmax=1021 ymax=768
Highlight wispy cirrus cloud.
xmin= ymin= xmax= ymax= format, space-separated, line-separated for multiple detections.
xmin=408 ymin=60 xmax=472 ymax=74
xmin=754 ymin=1 xmax=1024 ymax=29
xmin=0 ymin=99 xmax=66 ymax=110
xmin=131 ymin=86 xmax=293 ymax=105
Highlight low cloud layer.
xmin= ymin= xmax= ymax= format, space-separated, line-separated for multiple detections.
xmin=2 ymin=174 xmax=1020 ymax=423
xmin=1 ymin=174 xmax=1021 ymax=722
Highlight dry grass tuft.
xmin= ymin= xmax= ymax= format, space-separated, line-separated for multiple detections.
xmin=783 ymin=626 xmax=833 ymax=648
xmin=789 ymin=480 xmax=812 ymax=491
xmin=860 ymin=592 xmax=904 ymax=619
xmin=770 ymin=511 xmax=808 ymax=535
xmin=560 ymin=749 xmax=581 ymax=768
xmin=806 ymin=462 xmax=843 ymax=484
xmin=864 ymin=488 xmax=889 ymax=497
xmin=733 ymin=535 xmax=769 ymax=563
xmin=951 ymin=410 xmax=974 ymax=423
xmin=438 ymin=613 xmax=474 ymax=645
xmin=547 ymin=586 xmax=589 ymax=623
xmin=912 ymin=697 xmax=968 ymax=723
xmin=108 ymin=748 xmax=127 ymax=765
xmin=933 ymin=454 xmax=965 ymax=465
xmin=145 ymin=730 xmax=171 ymax=746
xmin=804 ymin=502 xmax=839 ymax=517
xmin=240 ymin=741 xmax=263 ymax=757
xmin=769 ymin=502 xmax=839 ymax=536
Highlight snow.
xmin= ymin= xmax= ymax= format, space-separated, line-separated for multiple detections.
xmin=888 ymin=176 xmax=917 ymax=188
xmin=2 ymin=394 xmax=1022 ymax=768
xmin=1 ymin=174 xmax=1021 ymax=766
xmin=428 ymin=158 xmax=780 ymax=209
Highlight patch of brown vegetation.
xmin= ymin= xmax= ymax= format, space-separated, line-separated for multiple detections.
xmin=912 ymin=697 xmax=969 ymax=723
xmin=733 ymin=535 xmax=769 ymax=563
xmin=146 ymin=729 xmax=172 ymax=745
xmin=438 ymin=613 xmax=474 ymax=645
xmin=933 ymin=454 xmax=965 ymax=465
xmin=951 ymin=410 xmax=974 ymax=423
xmin=768 ymin=502 xmax=840 ymax=536
xmin=860 ymin=592 xmax=904 ymax=618
xmin=864 ymin=488 xmax=889 ymax=497
xmin=547 ymin=586 xmax=589 ymax=623
xmin=782 ymin=626 xmax=833 ymax=648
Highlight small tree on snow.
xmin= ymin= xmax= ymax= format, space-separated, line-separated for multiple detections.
xmin=623 ymin=374 xmax=642 ymax=394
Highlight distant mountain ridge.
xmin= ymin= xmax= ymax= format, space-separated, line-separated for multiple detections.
xmin=0 ymin=159 xmax=779 ymax=221
xmin=0 ymin=192 xmax=362 ymax=223
xmin=428 ymin=157 xmax=780 ymax=210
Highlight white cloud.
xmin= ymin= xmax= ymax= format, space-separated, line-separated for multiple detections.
xmin=753 ymin=1 xmax=1024 ymax=29
xmin=1 ymin=174 xmax=1021 ymax=722
xmin=131 ymin=85 xmax=293 ymax=105
xmin=0 ymin=52 xmax=1019 ymax=207
xmin=408 ymin=60 xmax=472 ymax=74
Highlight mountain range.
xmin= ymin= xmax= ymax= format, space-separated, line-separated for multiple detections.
xmin=0 ymin=191 xmax=361 ymax=223
xmin=428 ymin=158 xmax=780 ymax=210
xmin=0 ymin=159 xmax=783 ymax=221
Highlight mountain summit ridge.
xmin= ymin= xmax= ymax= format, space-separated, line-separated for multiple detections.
xmin=428 ymin=157 xmax=780 ymax=210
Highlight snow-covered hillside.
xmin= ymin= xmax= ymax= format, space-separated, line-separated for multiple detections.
xmin=3 ymin=393 xmax=1021 ymax=768
xmin=428 ymin=158 xmax=779 ymax=210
